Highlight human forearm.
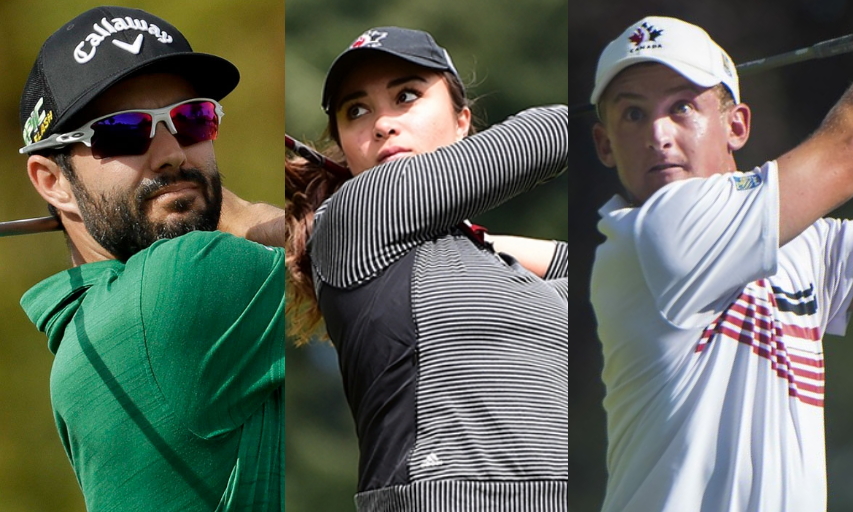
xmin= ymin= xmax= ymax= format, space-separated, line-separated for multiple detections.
xmin=487 ymin=234 xmax=560 ymax=278
xmin=777 ymin=84 xmax=853 ymax=245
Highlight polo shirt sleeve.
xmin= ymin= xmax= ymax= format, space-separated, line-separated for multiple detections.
xmin=136 ymin=231 xmax=284 ymax=439
xmin=312 ymin=105 xmax=569 ymax=290
xmin=817 ymin=218 xmax=853 ymax=336
xmin=635 ymin=162 xmax=779 ymax=329
xmin=544 ymin=241 xmax=568 ymax=280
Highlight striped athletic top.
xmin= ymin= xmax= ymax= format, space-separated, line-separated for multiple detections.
xmin=310 ymin=105 xmax=569 ymax=512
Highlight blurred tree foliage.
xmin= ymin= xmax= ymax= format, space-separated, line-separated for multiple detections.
xmin=0 ymin=1 xmax=283 ymax=511
xmin=285 ymin=0 xmax=568 ymax=511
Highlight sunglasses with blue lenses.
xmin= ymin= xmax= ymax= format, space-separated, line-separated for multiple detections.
xmin=19 ymin=98 xmax=224 ymax=159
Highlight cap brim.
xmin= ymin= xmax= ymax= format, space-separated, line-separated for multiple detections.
xmin=321 ymin=47 xmax=450 ymax=113
xmin=57 ymin=52 xmax=239 ymax=131
xmin=590 ymin=55 xmax=721 ymax=105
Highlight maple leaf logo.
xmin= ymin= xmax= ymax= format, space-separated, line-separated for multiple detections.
xmin=629 ymin=29 xmax=645 ymax=46
xmin=350 ymin=29 xmax=387 ymax=49
xmin=645 ymin=23 xmax=663 ymax=41
xmin=628 ymin=23 xmax=664 ymax=47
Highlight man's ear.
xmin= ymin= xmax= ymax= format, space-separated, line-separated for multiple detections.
xmin=27 ymin=154 xmax=79 ymax=215
xmin=727 ymin=102 xmax=751 ymax=152
xmin=592 ymin=122 xmax=616 ymax=168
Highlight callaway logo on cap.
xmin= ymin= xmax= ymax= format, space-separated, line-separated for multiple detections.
xmin=72 ymin=15 xmax=176 ymax=64
xmin=590 ymin=16 xmax=739 ymax=106
xmin=19 ymin=6 xmax=240 ymax=152
xmin=321 ymin=26 xmax=462 ymax=113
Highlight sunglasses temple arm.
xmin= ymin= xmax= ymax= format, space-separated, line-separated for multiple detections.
xmin=19 ymin=133 xmax=65 ymax=155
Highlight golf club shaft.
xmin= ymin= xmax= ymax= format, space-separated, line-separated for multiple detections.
xmin=737 ymin=33 xmax=853 ymax=76
xmin=0 ymin=215 xmax=60 ymax=237
xmin=285 ymin=134 xmax=350 ymax=176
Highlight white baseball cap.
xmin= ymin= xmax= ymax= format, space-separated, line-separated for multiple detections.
xmin=590 ymin=16 xmax=739 ymax=106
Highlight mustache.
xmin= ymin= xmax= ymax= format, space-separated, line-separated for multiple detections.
xmin=136 ymin=168 xmax=210 ymax=202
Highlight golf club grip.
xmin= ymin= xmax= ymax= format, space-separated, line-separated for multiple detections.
xmin=0 ymin=216 xmax=61 ymax=237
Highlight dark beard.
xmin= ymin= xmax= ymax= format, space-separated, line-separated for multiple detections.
xmin=72 ymin=167 xmax=223 ymax=262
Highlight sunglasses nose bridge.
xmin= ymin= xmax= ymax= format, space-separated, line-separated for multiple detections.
xmin=149 ymin=111 xmax=178 ymax=138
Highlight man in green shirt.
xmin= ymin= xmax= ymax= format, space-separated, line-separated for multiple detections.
xmin=16 ymin=6 xmax=284 ymax=511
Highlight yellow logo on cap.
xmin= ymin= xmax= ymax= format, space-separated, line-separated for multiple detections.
xmin=22 ymin=98 xmax=53 ymax=145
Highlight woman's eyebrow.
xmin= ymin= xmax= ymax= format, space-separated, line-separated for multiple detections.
xmin=336 ymin=75 xmax=429 ymax=113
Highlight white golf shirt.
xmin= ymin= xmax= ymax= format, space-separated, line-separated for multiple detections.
xmin=591 ymin=161 xmax=853 ymax=512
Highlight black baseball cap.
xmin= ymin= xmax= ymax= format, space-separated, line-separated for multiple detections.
xmin=19 ymin=6 xmax=240 ymax=153
xmin=321 ymin=26 xmax=462 ymax=114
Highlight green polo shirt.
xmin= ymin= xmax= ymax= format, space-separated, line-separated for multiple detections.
xmin=21 ymin=231 xmax=284 ymax=511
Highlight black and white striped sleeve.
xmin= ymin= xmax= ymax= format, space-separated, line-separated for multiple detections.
xmin=545 ymin=241 xmax=568 ymax=281
xmin=543 ymin=241 xmax=569 ymax=301
xmin=311 ymin=105 xmax=569 ymax=289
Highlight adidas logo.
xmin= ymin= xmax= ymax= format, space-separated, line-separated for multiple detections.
xmin=420 ymin=452 xmax=443 ymax=468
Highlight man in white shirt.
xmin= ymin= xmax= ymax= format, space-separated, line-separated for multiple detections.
xmin=590 ymin=15 xmax=853 ymax=512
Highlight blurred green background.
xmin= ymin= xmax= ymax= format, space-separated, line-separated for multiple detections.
xmin=0 ymin=1 xmax=283 ymax=510
xmin=285 ymin=0 xmax=568 ymax=511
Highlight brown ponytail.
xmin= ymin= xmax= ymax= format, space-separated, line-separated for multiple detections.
xmin=284 ymin=144 xmax=350 ymax=345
